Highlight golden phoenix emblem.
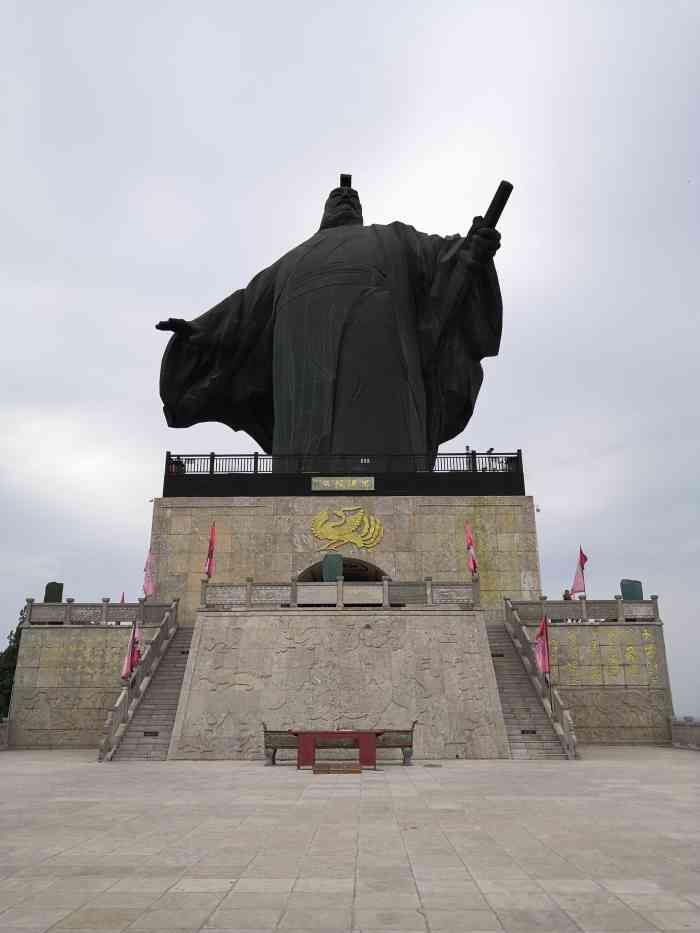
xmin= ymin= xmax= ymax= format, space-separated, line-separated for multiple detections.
xmin=311 ymin=507 xmax=383 ymax=550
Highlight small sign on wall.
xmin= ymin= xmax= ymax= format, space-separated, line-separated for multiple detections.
xmin=311 ymin=476 xmax=375 ymax=491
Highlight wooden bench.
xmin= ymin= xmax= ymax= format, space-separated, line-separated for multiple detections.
xmin=262 ymin=721 xmax=417 ymax=766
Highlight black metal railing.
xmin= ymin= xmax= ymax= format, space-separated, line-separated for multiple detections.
xmin=165 ymin=450 xmax=523 ymax=477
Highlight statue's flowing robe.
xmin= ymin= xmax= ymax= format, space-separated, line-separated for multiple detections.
xmin=160 ymin=222 xmax=502 ymax=463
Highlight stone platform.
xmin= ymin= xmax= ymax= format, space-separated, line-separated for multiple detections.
xmin=149 ymin=494 xmax=541 ymax=627
xmin=0 ymin=747 xmax=698 ymax=932
xmin=169 ymin=607 xmax=510 ymax=761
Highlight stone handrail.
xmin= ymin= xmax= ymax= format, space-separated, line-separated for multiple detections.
xmin=509 ymin=595 xmax=660 ymax=624
xmin=23 ymin=597 xmax=173 ymax=627
xmin=203 ymin=576 xmax=480 ymax=609
xmin=98 ymin=599 xmax=179 ymax=762
xmin=504 ymin=599 xmax=577 ymax=759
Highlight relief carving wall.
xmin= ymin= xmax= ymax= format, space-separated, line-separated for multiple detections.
xmin=169 ymin=608 xmax=510 ymax=761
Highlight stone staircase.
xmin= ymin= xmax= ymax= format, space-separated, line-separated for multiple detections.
xmin=487 ymin=623 xmax=567 ymax=760
xmin=113 ymin=627 xmax=193 ymax=761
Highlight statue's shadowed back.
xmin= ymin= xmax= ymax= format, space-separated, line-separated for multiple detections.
xmin=157 ymin=175 xmax=505 ymax=468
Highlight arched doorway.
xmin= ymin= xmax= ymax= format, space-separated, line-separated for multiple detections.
xmin=298 ymin=557 xmax=388 ymax=582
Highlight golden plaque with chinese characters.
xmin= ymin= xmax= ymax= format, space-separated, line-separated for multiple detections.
xmin=311 ymin=476 xmax=374 ymax=491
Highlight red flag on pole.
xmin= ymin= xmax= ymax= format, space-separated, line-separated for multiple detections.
xmin=534 ymin=616 xmax=550 ymax=674
xmin=571 ymin=546 xmax=588 ymax=596
xmin=464 ymin=522 xmax=478 ymax=575
xmin=204 ymin=522 xmax=216 ymax=579
xmin=143 ymin=548 xmax=156 ymax=598
xmin=120 ymin=621 xmax=142 ymax=680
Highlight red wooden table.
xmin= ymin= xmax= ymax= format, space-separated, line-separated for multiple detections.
xmin=290 ymin=730 xmax=384 ymax=770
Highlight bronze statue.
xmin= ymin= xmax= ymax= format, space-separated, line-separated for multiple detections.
xmin=157 ymin=175 xmax=509 ymax=466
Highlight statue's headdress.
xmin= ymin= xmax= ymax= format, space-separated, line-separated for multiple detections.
xmin=319 ymin=173 xmax=363 ymax=230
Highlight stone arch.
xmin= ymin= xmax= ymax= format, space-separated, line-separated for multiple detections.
xmin=297 ymin=557 xmax=388 ymax=582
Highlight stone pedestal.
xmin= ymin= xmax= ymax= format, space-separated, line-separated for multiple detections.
xmin=150 ymin=494 xmax=541 ymax=627
xmin=168 ymin=607 xmax=510 ymax=761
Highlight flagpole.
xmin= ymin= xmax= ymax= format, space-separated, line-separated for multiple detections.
xmin=544 ymin=615 xmax=552 ymax=709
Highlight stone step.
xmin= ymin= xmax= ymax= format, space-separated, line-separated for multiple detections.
xmin=509 ymin=740 xmax=563 ymax=746
xmin=137 ymin=684 xmax=184 ymax=696
xmin=121 ymin=740 xmax=172 ymax=747
xmin=125 ymin=726 xmax=174 ymax=734
xmin=133 ymin=710 xmax=179 ymax=715
xmin=505 ymin=725 xmax=555 ymax=731
xmin=127 ymin=727 xmax=176 ymax=732
xmin=122 ymin=737 xmax=173 ymax=744
xmin=487 ymin=623 xmax=567 ymax=761
xmin=122 ymin=724 xmax=175 ymax=733
xmin=139 ymin=686 xmax=185 ymax=692
xmin=136 ymin=694 xmax=183 ymax=699
xmin=505 ymin=725 xmax=558 ymax=731
xmin=507 ymin=739 xmax=563 ymax=745
xmin=503 ymin=715 xmax=551 ymax=720
xmin=130 ymin=709 xmax=179 ymax=715
xmin=120 ymin=740 xmax=172 ymax=748
xmin=137 ymin=697 xmax=183 ymax=702
xmin=503 ymin=714 xmax=551 ymax=719
xmin=114 ymin=627 xmax=193 ymax=761
xmin=503 ymin=715 xmax=552 ymax=720
xmin=508 ymin=738 xmax=560 ymax=743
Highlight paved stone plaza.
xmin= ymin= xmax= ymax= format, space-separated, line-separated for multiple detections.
xmin=0 ymin=748 xmax=698 ymax=932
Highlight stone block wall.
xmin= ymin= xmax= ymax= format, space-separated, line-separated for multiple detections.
xmin=547 ymin=623 xmax=673 ymax=744
xmin=150 ymin=495 xmax=541 ymax=627
xmin=0 ymin=718 xmax=7 ymax=749
xmin=671 ymin=719 xmax=700 ymax=750
xmin=169 ymin=607 xmax=510 ymax=761
xmin=8 ymin=626 xmax=131 ymax=748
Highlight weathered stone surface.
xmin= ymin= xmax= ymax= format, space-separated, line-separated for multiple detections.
xmin=556 ymin=687 xmax=673 ymax=744
xmin=671 ymin=718 xmax=700 ymax=750
xmin=252 ymin=584 xmax=292 ymax=604
xmin=169 ymin=607 xmax=510 ymax=761
xmin=545 ymin=622 xmax=673 ymax=743
xmin=150 ymin=495 xmax=541 ymax=626
xmin=433 ymin=583 xmax=473 ymax=604
xmin=8 ymin=626 xmax=130 ymax=748
xmin=549 ymin=622 xmax=669 ymax=690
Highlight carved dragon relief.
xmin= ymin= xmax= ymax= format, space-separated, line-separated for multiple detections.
xmin=311 ymin=506 xmax=383 ymax=550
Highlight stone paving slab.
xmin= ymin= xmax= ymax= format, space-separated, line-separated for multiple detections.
xmin=0 ymin=746 xmax=698 ymax=932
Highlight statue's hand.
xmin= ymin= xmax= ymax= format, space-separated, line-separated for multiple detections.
xmin=155 ymin=318 xmax=194 ymax=337
xmin=461 ymin=215 xmax=501 ymax=268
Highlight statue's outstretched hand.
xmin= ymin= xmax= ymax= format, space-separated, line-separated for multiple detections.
xmin=156 ymin=318 xmax=193 ymax=337
xmin=461 ymin=215 xmax=501 ymax=268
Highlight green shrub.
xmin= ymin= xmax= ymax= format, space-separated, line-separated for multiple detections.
xmin=0 ymin=614 xmax=23 ymax=718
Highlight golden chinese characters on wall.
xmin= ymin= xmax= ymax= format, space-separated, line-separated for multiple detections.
xmin=547 ymin=625 xmax=663 ymax=688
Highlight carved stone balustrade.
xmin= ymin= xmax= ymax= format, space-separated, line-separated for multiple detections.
xmin=22 ymin=598 xmax=174 ymax=627
xmin=203 ymin=577 xmax=480 ymax=610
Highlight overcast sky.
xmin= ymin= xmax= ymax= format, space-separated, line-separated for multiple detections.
xmin=2 ymin=1 xmax=698 ymax=715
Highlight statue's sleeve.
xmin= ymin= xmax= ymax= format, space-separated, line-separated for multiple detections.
xmin=159 ymin=263 xmax=278 ymax=452
xmin=393 ymin=222 xmax=503 ymax=451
